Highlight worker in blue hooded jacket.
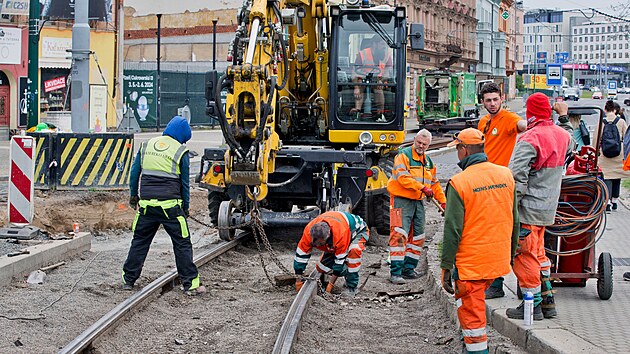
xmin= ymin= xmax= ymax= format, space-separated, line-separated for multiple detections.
xmin=122 ymin=116 xmax=205 ymax=295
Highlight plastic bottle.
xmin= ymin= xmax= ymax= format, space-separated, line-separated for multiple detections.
xmin=523 ymin=291 xmax=534 ymax=326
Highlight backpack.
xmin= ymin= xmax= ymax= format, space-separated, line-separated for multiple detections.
xmin=601 ymin=117 xmax=621 ymax=158
xmin=579 ymin=120 xmax=590 ymax=146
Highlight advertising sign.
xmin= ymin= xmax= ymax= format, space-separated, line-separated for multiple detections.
xmin=41 ymin=0 xmax=112 ymax=22
xmin=523 ymin=74 xmax=550 ymax=90
xmin=0 ymin=27 xmax=22 ymax=64
xmin=19 ymin=77 xmax=27 ymax=127
xmin=536 ymin=52 xmax=547 ymax=64
xmin=123 ymin=70 xmax=157 ymax=129
xmin=546 ymin=64 xmax=562 ymax=86
xmin=44 ymin=76 xmax=66 ymax=93
xmin=554 ymin=52 xmax=569 ymax=64
xmin=89 ymin=85 xmax=108 ymax=132
xmin=1 ymin=0 xmax=29 ymax=16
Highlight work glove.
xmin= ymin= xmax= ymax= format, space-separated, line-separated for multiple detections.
xmin=325 ymin=282 xmax=335 ymax=294
xmin=295 ymin=277 xmax=304 ymax=292
xmin=441 ymin=269 xmax=454 ymax=294
xmin=440 ymin=203 xmax=446 ymax=211
xmin=129 ymin=195 xmax=139 ymax=210
xmin=421 ymin=186 xmax=434 ymax=198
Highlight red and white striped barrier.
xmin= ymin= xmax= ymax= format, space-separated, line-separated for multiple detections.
xmin=8 ymin=136 xmax=35 ymax=225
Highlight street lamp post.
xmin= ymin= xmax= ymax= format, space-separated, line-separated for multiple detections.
xmin=212 ymin=19 xmax=218 ymax=71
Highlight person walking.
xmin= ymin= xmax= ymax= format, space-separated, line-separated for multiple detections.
xmin=476 ymin=82 xmax=526 ymax=299
xmin=122 ymin=116 xmax=206 ymax=296
xmin=387 ymin=129 xmax=446 ymax=284
xmin=596 ymin=100 xmax=628 ymax=211
xmin=441 ymin=128 xmax=519 ymax=354
xmin=293 ymin=211 xmax=369 ymax=298
xmin=507 ymin=93 xmax=571 ymax=320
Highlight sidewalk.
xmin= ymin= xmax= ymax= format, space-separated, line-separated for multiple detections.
xmin=428 ymin=195 xmax=630 ymax=353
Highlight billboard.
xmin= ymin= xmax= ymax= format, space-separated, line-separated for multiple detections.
xmin=41 ymin=0 xmax=112 ymax=22
xmin=1 ymin=1 xmax=30 ymax=16
xmin=523 ymin=74 xmax=550 ymax=90
xmin=123 ymin=70 xmax=157 ymax=129
xmin=0 ymin=27 xmax=22 ymax=65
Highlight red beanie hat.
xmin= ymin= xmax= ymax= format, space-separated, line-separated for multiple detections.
xmin=526 ymin=93 xmax=552 ymax=122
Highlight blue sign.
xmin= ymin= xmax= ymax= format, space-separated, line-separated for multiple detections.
xmin=546 ymin=64 xmax=563 ymax=86
xmin=555 ymin=52 xmax=569 ymax=64
xmin=608 ymin=81 xmax=617 ymax=90
xmin=536 ymin=52 xmax=547 ymax=64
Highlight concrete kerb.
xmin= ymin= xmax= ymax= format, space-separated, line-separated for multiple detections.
xmin=0 ymin=232 xmax=92 ymax=286
xmin=426 ymin=229 xmax=604 ymax=353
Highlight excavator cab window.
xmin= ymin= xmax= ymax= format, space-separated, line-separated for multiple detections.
xmin=333 ymin=11 xmax=399 ymax=124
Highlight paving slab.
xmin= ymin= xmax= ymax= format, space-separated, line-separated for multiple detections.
xmin=0 ymin=232 xmax=91 ymax=286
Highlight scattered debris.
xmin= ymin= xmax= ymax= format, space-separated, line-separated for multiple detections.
xmin=175 ymin=339 xmax=185 ymax=345
xmin=274 ymin=274 xmax=296 ymax=287
xmin=7 ymin=249 xmax=30 ymax=257
xmin=14 ymin=339 xmax=23 ymax=347
xmin=435 ymin=337 xmax=454 ymax=345
xmin=366 ymin=262 xmax=381 ymax=269
xmin=40 ymin=261 xmax=66 ymax=272
xmin=358 ymin=271 xmax=377 ymax=290
xmin=27 ymin=270 xmax=47 ymax=285
xmin=376 ymin=289 xmax=424 ymax=298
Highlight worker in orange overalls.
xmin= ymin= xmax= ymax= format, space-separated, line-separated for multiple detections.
xmin=293 ymin=211 xmax=369 ymax=298
xmin=476 ymin=81 xmax=526 ymax=299
xmin=388 ymin=129 xmax=446 ymax=284
xmin=508 ymin=94 xmax=571 ymax=320
xmin=441 ymin=128 xmax=519 ymax=354
xmin=352 ymin=37 xmax=393 ymax=117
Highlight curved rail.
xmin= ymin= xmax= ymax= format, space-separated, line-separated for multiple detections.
xmin=59 ymin=232 xmax=248 ymax=354
xmin=272 ymin=269 xmax=319 ymax=354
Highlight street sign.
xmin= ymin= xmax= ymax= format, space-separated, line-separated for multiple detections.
xmin=502 ymin=11 xmax=510 ymax=20
xmin=555 ymin=52 xmax=569 ymax=64
xmin=546 ymin=64 xmax=563 ymax=86
xmin=608 ymin=81 xmax=617 ymax=90
xmin=536 ymin=52 xmax=547 ymax=64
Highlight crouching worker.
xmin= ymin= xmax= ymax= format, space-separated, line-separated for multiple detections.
xmin=440 ymin=128 xmax=519 ymax=354
xmin=122 ymin=116 xmax=205 ymax=296
xmin=294 ymin=211 xmax=369 ymax=298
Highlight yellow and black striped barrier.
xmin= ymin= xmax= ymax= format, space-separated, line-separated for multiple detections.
xmin=29 ymin=133 xmax=134 ymax=190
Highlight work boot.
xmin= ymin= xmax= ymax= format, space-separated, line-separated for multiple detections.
xmin=185 ymin=285 xmax=207 ymax=296
xmin=624 ymin=272 xmax=630 ymax=281
xmin=612 ymin=202 xmax=618 ymax=211
xmin=122 ymin=283 xmax=134 ymax=291
xmin=402 ymin=269 xmax=426 ymax=279
xmin=341 ymin=288 xmax=358 ymax=298
xmin=390 ymin=275 xmax=406 ymax=284
xmin=541 ymin=296 xmax=557 ymax=318
xmin=484 ymin=286 xmax=505 ymax=299
xmin=606 ymin=203 xmax=612 ymax=212
xmin=506 ymin=301 xmax=544 ymax=321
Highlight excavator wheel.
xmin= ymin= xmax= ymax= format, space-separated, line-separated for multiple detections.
xmin=217 ymin=200 xmax=235 ymax=241
xmin=208 ymin=191 xmax=229 ymax=226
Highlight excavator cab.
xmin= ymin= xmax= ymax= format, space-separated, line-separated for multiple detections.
xmin=329 ymin=5 xmax=407 ymax=146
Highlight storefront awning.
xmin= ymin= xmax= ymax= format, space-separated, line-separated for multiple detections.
xmin=39 ymin=59 xmax=72 ymax=69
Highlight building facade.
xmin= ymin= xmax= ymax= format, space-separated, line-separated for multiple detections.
xmin=522 ymin=9 xmax=571 ymax=73
xmin=502 ymin=0 xmax=524 ymax=98
xmin=476 ymin=0 xmax=504 ymax=81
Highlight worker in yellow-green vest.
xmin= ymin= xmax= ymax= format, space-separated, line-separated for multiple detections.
xmin=122 ymin=116 xmax=205 ymax=296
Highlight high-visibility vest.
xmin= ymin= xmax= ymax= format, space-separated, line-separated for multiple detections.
xmin=449 ymin=162 xmax=515 ymax=280
xmin=359 ymin=48 xmax=391 ymax=77
xmin=387 ymin=146 xmax=441 ymax=201
xmin=141 ymin=136 xmax=188 ymax=179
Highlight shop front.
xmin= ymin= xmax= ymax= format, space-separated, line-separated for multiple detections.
xmin=0 ymin=26 xmax=28 ymax=133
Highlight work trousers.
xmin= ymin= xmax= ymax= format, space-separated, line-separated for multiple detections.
xmin=122 ymin=204 xmax=200 ymax=291
xmin=389 ymin=196 xmax=425 ymax=276
xmin=315 ymin=234 xmax=368 ymax=289
xmin=513 ymin=224 xmax=547 ymax=305
xmin=455 ymin=278 xmax=493 ymax=354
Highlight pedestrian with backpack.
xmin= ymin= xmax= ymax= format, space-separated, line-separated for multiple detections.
xmin=597 ymin=100 xmax=628 ymax=211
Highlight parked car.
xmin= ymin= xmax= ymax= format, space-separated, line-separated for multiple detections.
xmin=592 ymin=90 xmax=603 ymax=99
xmin=563 ymin=87 xmax=580 ymax=101
xmin=624 ymin=97 xmax=630 ymax=106
xmin=620 ymin=87 xmax=630 ymax=94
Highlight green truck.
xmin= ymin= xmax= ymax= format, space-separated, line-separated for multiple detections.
xmin=416 ymin=71 xmax=484 ymax=133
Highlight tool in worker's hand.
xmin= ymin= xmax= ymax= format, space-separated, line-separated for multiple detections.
xmin=8 ymin=249 xmax=30 ymax=257
xmin=429 ymin=197 xmax=445 ymax=216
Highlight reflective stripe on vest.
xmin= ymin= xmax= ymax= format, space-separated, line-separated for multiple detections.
xmin=141 ymin=136 xmax=188 ymax=179
xmin=359 ymin=48 xmax=389 ymax=76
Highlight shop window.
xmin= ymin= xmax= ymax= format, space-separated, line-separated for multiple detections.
xmin=40 ymin=68 xmax=71 ymax=113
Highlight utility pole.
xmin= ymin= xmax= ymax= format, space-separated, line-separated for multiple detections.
xmin=534 ymin=25 xmax=538 ymax=91
xmin=27 ymin=0 xmax=40 ymax=129
xmin=212 ymin=19 xmax=218 ymax=70
xmin=70 ymin=0 xmax=91 ymax=133
xmin=156 ymin=14 xmax=162 ymax=132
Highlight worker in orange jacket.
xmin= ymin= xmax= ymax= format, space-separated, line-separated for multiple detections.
xmin=387 ymin=129 xmax=446 ymax=284
xmin=352 ymin=37 xmax=393 ymax=117
xmin=441 ymin=128 xmax=519 ymax=354
xmin=293 ymin=211 xmax=369 ymax=298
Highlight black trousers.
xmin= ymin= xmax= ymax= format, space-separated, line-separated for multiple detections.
xmin=605 ymin=178 xmax=621 ymax=200
xmin=123 ymin=205 xmax=199 ymax=290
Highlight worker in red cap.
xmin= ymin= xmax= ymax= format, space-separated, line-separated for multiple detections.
xmin=387 ymin=129 xmax=447 ymax=284
xmin=507 ymin=93 xmax=571 ymax=320
xmin=441 ymin=128 xmax=519 ymax=354
xmin=477 ymin=82 xmax=527 ymax=300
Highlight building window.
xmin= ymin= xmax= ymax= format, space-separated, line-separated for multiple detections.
xmin=579 ymin=28 xmax=583 ymax=34
xmin=574 ymin=29 xmax=577 ymax=34
xmin=590 ymin=53 xmax=593 ymax=59
xmin=579 ymin=54 xmax=582 ymax=59
xmin=590 ymin=36 xmax=593 ymax=42
xmin=591 ymin=28 xmax=594 ymax=33
xmin=613 ymin=43 xmax=617 ymax=49
xmin=626 ymin=53 xmax=629 ymax=58
xmin=608 ymin=53 xmax=610 ymax=58
xmin=613 ymin=53 xmax=617 ymax=58
xmin=596 ymin=53 xmax=599 ymax=59
xmin=590 ymin=45 xmax=594 ymax=51
xmin=626 ymin=43 xmax=629 ymax=49
xmin=574 ymin=45 xmax=577 ymax=51
xmin=479 ymin=42 xmax=484 ymax=62
xmin=496 ymin=49 xmax=500 ymax=69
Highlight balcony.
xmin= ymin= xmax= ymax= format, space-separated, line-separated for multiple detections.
xmin=477 ymin=21 xmax=493 ymax=32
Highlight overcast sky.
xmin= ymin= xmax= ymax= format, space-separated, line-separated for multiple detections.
xmin=522 ymin=0 xmax=624 ymax=11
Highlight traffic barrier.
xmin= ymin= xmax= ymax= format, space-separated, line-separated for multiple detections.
xmin=9 ymin=136 xmax=35 ymax=224
xmin=28 ymin=133 xmax=134 ymax=190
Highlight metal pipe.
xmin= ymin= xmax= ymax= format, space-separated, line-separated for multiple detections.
xmin=245 ymin=17 xmax=261 ymax=64
xmin=156 ymin=14 xmax=162 ymax=131
xmin=212 ymin=19 xmax=218 ymax=70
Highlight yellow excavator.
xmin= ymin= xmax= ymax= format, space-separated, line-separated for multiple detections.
xmin=200 ymin=0 xmax=419 ymax=240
